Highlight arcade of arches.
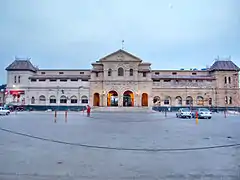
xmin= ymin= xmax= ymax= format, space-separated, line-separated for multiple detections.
xmin=93 ymin=92 xmax=213 ymax=107
xmin=93 ymin=90 xmax=150 ymax=107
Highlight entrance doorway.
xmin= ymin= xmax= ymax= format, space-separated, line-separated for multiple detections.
xmin=142 ymin=93 xmax=148 ymax=106
xmin=123 ymin=91 xmax=134 ymax=107
xmin=93 ymin=93 xmax=100 ymax=106
xmin=107 ymin=91 xmax=118 ymax=106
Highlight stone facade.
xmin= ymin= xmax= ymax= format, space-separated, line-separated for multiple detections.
xmin=4 ymin=49 xmax=240 ymax=109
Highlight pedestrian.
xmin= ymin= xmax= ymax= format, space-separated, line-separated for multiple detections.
xmin=86 ymin=105 xmax=91 ymax=117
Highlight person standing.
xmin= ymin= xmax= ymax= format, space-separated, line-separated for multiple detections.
xmin=86 ymin=105 xmax=91 ymax=117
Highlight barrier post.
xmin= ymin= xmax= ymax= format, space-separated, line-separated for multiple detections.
xmin=224 ymin=110 xmax=227 ymax=118
xmin=165 ymin=110 xmax=167 ymax=117
xmin=196 ymin=111 xmax=198 ymax=124
xmin=65 ymin=110 xmax=68 ymax=122
xmin=54 ymin=111 xmax=57 ymax=123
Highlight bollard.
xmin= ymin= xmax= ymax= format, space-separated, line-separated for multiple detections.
xmin=165 ymin=110 xmax=167 ymax=117
xmin=196 ymin=111 xmax=198 ymax=124
xmin=224 ymin=110 xmax=227 ymax=118
xmin=65 ymin=111 xmax=68 ymax=122
xmin=54 ymin=111 xmax=57 ymax=123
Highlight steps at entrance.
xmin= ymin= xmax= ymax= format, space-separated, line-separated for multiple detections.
xmin=92 ymin=107 xmax=155 ymax=113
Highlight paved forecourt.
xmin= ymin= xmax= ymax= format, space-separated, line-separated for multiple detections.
xmin=0 ymin=111 xmax=240 ymax=180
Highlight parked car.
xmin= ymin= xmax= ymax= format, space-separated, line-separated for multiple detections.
xmin=192 ymin=108 xmax=212 ymax=119
xmin=176 ymin=108 xmax=192 ymax=118
xmin=0 ymin=107 xmax=10 ymax=116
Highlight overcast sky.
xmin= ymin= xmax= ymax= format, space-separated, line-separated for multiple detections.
xmin=0 ymin=0 xmax=240 ymax=83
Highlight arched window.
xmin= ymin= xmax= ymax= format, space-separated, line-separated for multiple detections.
xmin=225 ymin=96 xmax=228 ymax=104
xmin=153 ymin=96 xmax=160 ymax=104
xmin=196 ymin=96 xmax=204 ymax=105
xmin=186 ymin=96 xmax=193 ymax=105
xmin=39 ymin=95 xmax=46 ymax=104
xmin=130 ymin=69 xmax=133 ymax=76
xmin=70 ymin=96 xmax=77 ymax=104
xmin=224 ymin=77 xmax=227 ymax=84
xmin=209 ymin=98 xmax=212 ymax=105
xmin=175 ymin=96 xmax=182 ymax=106
xmin=81 ymin=95 xmax=88 ymax=104
xmin=31 ymin=97 xmax=35 ymax=104
xmin=49 ymin=95 xmax=56 ymax=104
xmin=118 ymin=67 xmax=124 ymax=76
xmin=164 ymin=96 xmax=171 ymax=105
xmin=108 ymin=69 xmax=112 ymax=76
xmin=18 ymin=76 xmax=21 ymax=83
xmin=229 ymin=97 xmax=232 ymax=104
xmin=228 ymin=77 xmax=231 ymax=84
xmin=60 ymin=95 xmax=67 ymax=104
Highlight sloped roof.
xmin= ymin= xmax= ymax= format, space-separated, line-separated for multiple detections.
xmin=209 ymin=60 xmax=239 ymax=71
xmin=5 ymin=60 xmax=37 ymax=72
xmin=99 ymin=49 xmax=142 ymax=62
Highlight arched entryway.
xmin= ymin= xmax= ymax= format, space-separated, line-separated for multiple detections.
xmin=123 ymin=91 xmax=134 ymax=107
xmin=142 ymin=93 xmax=148 ymax=107
xmin=93 ymin=93 xmax=100 ymax=106
xmin=107 ymin=91 xmax=118 ymax=106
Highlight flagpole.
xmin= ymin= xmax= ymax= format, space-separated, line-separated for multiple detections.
xmin=122 ymin=40 xmax=124 ymax=50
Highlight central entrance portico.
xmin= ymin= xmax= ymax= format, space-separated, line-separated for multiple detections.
xmin=90 ymin=49 xmax=152 ymax=107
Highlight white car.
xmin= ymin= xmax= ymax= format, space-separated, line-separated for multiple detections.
xmin=176 ymin=108 xmax=192 ymax=118
xmin=192 ymin=108 xmax=212 ymax=119
xmin=0 ymin=107 xmax=10 ymax=116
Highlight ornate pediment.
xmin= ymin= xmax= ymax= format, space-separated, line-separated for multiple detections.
xmin=99 ymin=49 xmax=142 ymax=62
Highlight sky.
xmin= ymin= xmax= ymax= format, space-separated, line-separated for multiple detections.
xmin=0 ymin=0 xmax=240 ymax=84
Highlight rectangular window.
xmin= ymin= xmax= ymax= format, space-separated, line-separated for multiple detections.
xmin=60 ymin=99 xmax=67 ymax=104
xmin=96 ymin=72 xmax=99 ymax=77
xmin=71 ymin=99 xmax=78 ymax=104
xmin=31 ymin=79 xmax=37 ymax=82
xmin=164 ymin=100 xmax=170 ymax=105
xmin=59 ymin=72 xmax=64 ymax=75
xmin=50 ymin=79 xmax=57 ymax=82
xmin=192 ymin=72 xmax=197 ymax=75
xmin=14 ymin=76 xmax=17 ymax=83
xmin=228 ymin=77 xmax=231 ymax=84
xmin=82 ymin=79 xmax=89 ymax=81
xmin=18 ymin=76 xmax=21 ymax=83
xmin=153 ymin=80 xmax=160 ymax=82
xmin=188 ymin=80 xmax=192 ymax=82
xmin=143 ymin=72 xmax=147 ymax=77
xmin=82 ymin=99 xmax=88 ymax=104
xmin=80 ymin=72 xmax=84 ymax=74
xmin=60 ymin=79 xmax=67 ymax=82
xmin=39 ymin=79 xmax=46 ymax=82
xmin=172 ymin=72 xmax=177 ymax=75
xmin=155 ymin=72 xmax=159 ymax=75
xmin=71 ymin=79 xmax=78 ymax=82
xmin=50 ymin=99 xmax=56 ymax=104
xmin=41 ymin=72 xmax=46 ymax=75
xmin=164 ymin=80 xmax=171 ymax=82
